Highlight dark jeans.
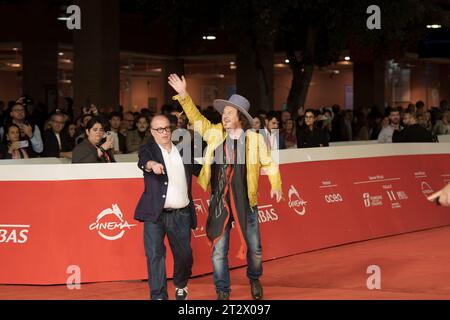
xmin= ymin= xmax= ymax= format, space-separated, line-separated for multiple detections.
xmin=143 ymin=208 xmax=193 ymax=300
xmin=212 ymin=206 xmax=263 ymax=294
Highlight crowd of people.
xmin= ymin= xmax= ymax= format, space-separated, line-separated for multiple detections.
xmin=0 ymin=94 xmax=447 ymax=162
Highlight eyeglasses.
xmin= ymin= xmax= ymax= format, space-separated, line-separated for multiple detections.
xmin=151 ymin=127 xmax=171 ymax=134
xmin=12 ymin=108 xmax=25 ymax=113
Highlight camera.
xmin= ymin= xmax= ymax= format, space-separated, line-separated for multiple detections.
xmin=17 ymin=140 xmax=29 ymax=149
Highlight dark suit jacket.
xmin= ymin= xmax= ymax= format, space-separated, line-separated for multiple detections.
xmin=134 ymin=140 xmax=200 ymax=229
xmin=297 ymin=126 xmax=329 ymax=148
xmin=42 ymin=130 xmax=72 ymax=158
xmin=392 ymin=124 xmax=434 ymax=143
xmin=71 ymin=139 xmax=116 ymax=163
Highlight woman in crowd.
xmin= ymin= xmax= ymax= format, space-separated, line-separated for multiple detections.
xmin=1 ymin=123 xmax=36 ymax=159
xmin=75 ymin=114 xmax=93 ymax=145
xmin=126 ymin=115 xmax=153 ymax=153
xmin=281 ymin=118 xmax=297 ymax=149
xmin=296 ymin=109 xmax=329 ymax=148
xmin=72 ymin=117 xmax=115 ymax=163
xmin=252 ymin=115 xmax=266 ymax=131
xmin=64 ymin=122 xmax=77 ymax=151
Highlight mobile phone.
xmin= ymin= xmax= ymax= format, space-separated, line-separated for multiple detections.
xmin=103 ymin=131 xmax=113 ymax=139
xmin=17 ymin=140 xmax=29 ymax=148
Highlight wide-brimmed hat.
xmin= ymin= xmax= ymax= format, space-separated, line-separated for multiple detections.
xmin=213 ymin=94 xmax=254 ymax=124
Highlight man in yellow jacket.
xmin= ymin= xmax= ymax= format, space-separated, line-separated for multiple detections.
xmin=168 ymin=74 xmax=283 ymax=300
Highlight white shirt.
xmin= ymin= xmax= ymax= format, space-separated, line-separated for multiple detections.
xmin=111 ymin=131 xmax=120 ymax=152
xmin=263 ymin=129 xmax=279 ymax=150
xmin=158 ymin=143 xmax=190 ymax=209
xmin=55 ymin=132 xmax=62 ymax=150
xmin=378 ymin=124 xmax=403 ymax=143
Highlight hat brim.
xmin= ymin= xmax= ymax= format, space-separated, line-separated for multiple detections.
xmin=213 ymin=99 xmax=254 ymax=124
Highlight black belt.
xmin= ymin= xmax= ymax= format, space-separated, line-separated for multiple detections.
xmin=162 ymin=206 xmax=189 ymax=214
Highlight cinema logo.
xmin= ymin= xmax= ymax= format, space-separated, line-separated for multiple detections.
xmin=0 ymin=224 xmax=30 ymax=244
xmin=288 ymin=185 xmax=307 ymax=216
xmin=89 ymin=204 xmax=136 ymax=241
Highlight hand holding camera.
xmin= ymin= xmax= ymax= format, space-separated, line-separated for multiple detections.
xmin=100 ymin=132 xmax=114 ymax=151
xmin=8 ymin=141 xmax=20 ymax=153
xmin=82 ymin=104 xmax=99 ymax=116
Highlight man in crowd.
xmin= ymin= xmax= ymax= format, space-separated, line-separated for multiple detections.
xmin=108 ymin=112 xmax=127 ymax=154
xmin=378 ymin=107 xmax=402 ymax=143
xmin=393 ymin=110 xmax=434 ymax=143
xmin=42 ymin=112 xmax=73 ymax=158
xmin=0 ymin=101 xmax=43 ymax=154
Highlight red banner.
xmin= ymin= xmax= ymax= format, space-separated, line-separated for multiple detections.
xmin=1 ymin=154 xmax=450 ymax=284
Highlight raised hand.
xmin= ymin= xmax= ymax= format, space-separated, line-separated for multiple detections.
xmin=168 ymin=74 xmax=187 ymax=98
xmin=101 ymin=136 xmax=114 ymax=150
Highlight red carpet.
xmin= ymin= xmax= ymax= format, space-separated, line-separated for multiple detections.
xmin=2 ymin=226 xmax=450 ymax=300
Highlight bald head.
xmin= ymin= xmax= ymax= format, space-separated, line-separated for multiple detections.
xmin=151 ymin=114 xmax=170 ymax=128
xmin=150 ymin=114 xmax=172 ymax=146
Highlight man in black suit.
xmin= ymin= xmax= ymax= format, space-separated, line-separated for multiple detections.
xmin=42 ymin=113 xmax=73 ymax=158
xmin=393 ymin=111 xmax=435 ymax=143
xmin=134 ymin=115 xmax=199 ymax=300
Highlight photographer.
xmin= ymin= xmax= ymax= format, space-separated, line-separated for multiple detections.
xmin=72 ymin=117 xmax=116 ymax=163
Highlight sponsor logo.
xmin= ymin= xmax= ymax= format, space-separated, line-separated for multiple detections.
xmin=383 ymin=185 xmax=408 ymax=209
xmin=89 ymin=204 xmax=136 ymax=241
xmin=257 ymin=205 xmax=279 ymax=224
xmin=421 ymin=181 xmax=434 ymax=197
xmin=363 ymin=193 xmax=383 ymax=207
xmin=0 ymin=224 xmax=30 ymax=244
xmin=324 ymin=194 xmax=343 ymax=203
xmin=288 ymin=185 xmax=307 ymax=216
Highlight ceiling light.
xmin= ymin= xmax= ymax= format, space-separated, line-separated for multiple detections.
xmin=6 ymin=63 xmax=21 ymax=68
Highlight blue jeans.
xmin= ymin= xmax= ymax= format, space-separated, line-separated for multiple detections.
xmin=211 ymin=206 xmax=263 ymax=294
xmin=143 ymin=208 xmax=193 ymax=300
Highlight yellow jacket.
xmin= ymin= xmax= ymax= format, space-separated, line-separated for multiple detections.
xmin=173 ymin=94 xmax=282 ymax=207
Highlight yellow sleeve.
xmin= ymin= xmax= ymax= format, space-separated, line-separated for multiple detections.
xmin=173 ymin=94 xmax=214 ymax=138
xmin=257 ymin=133 xmax=282 ymax=192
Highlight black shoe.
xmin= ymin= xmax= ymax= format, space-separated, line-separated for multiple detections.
xmin=175 ymin=287 xmax=188 ymax=300
xmin=250 ymin=279 xmax=263 ymax=300
xmin=217 ymin=291 xmax=230 ymax=300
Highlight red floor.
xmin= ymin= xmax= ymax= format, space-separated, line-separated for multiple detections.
xmin=2 ymin=226 xmax=450 ymax=300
